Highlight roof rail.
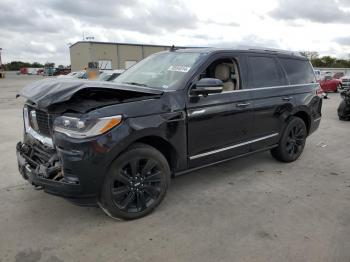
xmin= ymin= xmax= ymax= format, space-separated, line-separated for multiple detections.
xmin=237 ymin=45 xmax=303 ymax=57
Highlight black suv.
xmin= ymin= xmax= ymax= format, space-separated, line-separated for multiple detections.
xmin=16 ymin=48 xmax=322 ymax=219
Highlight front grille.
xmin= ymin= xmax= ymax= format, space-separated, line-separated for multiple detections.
xmin=27 ymin=106 xmax=52 ymax=137
xmin=35 ymin=109 xmax=51 ymax=137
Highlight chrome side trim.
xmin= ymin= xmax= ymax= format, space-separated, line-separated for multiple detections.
xmin=23 ymin=107 xmax=53 ymax=147
xmin=313 ymin=117 xmax=321 ymax=122
xmin=199 ymin=83 xmax=318 ymax=96
xmin=189 ymin=109 xmax=206 ymax=116
xmin=189 ymin=133 xmax=279 ymax=160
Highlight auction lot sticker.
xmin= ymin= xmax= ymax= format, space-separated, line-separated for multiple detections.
xmin=168 ymin=65 xmax=191 ymax=73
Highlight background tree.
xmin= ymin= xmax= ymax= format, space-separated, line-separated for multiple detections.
xmin=4 ymin=61 xmax=44 ymax=71
xmin=300 ymin=51 xmax=319 ymax=60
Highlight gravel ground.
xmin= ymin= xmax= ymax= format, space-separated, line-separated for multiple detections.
xmin=0 ymin=72 xmax=349 ymax=262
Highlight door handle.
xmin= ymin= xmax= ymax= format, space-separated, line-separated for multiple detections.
xmin=282 ymin=97 xmax=293 ymax=101
xmin=236 ymin=103 xmax=250 ymax=108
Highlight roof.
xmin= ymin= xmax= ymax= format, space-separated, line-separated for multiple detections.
xmin=174 ymin=46 xmax=304 ymax=58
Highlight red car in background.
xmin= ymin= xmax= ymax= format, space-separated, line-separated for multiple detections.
xmin=319 ymin=75 xmax=341 ymax=93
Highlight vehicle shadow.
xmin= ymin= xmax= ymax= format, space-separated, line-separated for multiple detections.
xmin=170 ymin=151 xmax=277 ymax=189
xmin=12 ymin=151 xmax=283 ymax=224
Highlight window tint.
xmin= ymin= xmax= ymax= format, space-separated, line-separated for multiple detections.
xmin=279 ymin=58 xmax=316 ymax=85
xmin=248 ymin=56 xmax=287 ymax=88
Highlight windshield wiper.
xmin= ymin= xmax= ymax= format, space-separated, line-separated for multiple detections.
xmin=122 ymin=82 xmax=149 ymax=87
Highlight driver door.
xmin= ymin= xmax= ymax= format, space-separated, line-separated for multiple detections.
xmin=186 ymin=54 xmax=254 ymax=168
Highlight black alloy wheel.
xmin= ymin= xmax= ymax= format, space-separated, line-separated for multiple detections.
xmin=112 ymin=158 xmax=162 ymax=213
xmin=271 ymin=117 xmax=307 ymax=162
xmin=285 ymin=123 xmax=306 ymax=157
xmin=100 ymin=143 xmax=170 ymax=220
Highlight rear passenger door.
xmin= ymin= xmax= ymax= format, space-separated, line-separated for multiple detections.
xmin=246 ymin=55 xmax=293 ymax=151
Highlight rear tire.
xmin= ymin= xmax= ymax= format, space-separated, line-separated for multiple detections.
xmin=99 ymin=143 xmax=170 ymax=220
xmin=271 ymin=117 xmax=307 ymax=163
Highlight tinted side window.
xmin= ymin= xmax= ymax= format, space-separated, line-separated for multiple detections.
xmin=279 ymin=58 xmax=316 ymax=85
xmin=248 ymin=56 xmax=287 ymax=88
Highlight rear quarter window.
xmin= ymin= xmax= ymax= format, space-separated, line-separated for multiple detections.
xmin=247 ymin=56 xmax=287 ymax=88
xmin=279 ymin=58 xmax=316 ymax=85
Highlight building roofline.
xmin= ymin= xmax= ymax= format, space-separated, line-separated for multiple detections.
xmin=69 ymin=41 xmax=194 ymax=49
xmin=69 ymin=41 xmax=302 ymax=58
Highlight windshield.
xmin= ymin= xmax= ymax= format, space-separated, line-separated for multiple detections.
xmin=113 ymin=52 xmax=203 ymax=89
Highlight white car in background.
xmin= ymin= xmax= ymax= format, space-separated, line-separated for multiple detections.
xmin=98 ymin=69 xmax=124 ymax=81
xmin=340 ymin=75 xmax=350 ymax=90
xmin=57 ymin=70 xmax=87 ymax=79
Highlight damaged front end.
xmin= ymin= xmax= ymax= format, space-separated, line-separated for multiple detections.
xmin=16 ymin=79 xmax=166 ymax=204
xmin=16 ymin=104 xmax=82 ymax=196
xmin=15 ymin=134 xmax=86 ymax=200
xmin=16 ymin=141 xmax=63 ymax=187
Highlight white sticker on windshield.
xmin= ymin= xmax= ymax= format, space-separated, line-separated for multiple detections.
xmin=168 ymin=65 xmax=191 ymax=73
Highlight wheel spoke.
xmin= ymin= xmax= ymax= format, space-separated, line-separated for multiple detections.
xmin=143 ymin=185 xmax=160 ymax=199
xmin=286 ymin=136 xmax=293 ymax=142
xmin=289 ymin=145 xmax=294 ymax=155
xmin=295 ymin=138 xmax=304 ymax=145
xmin=120 ymin=191 xmax=135 ymax=209
xmin=144 ymin=170 xmax=161 ymax=182
xmin=129 ymin=159 xmax=139 ymax=176
xmin=144 ymin=178 xmax=161 ymax=184
xmin=112 ymin=186 xmax=129 ymax=198
xmin=289 ymin=130 xmax=294 ymax=138
xmin=136 ymin=191 xmax=146 ymax=211
xmin=115 ymin=171 xmax=130 ymax=184
xmin=290 ymin=127 xmax=296 ymax=137
xmin=141 ymin=159 xmax=157 ymax=176
xmin=295 ymin=127 xmax=303 ymax=137
xmin=293 ymin=145 xmax=299 ymax=154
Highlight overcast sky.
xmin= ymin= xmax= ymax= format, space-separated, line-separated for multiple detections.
xmin=1 ymin=0 xmax=350 ymax=65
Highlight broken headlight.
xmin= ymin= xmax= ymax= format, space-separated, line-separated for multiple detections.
xmin=53 ymin=115 xmax=122 ymax=138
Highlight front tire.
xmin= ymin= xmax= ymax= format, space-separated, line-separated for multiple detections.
xmin=99 ymin=143 xmax=170 ymax=220
xmin=271 ymin=117 xmax=307 ymax=163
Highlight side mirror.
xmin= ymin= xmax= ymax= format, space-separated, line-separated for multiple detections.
xmin=191 ymin=78 xmax=223 ymax=97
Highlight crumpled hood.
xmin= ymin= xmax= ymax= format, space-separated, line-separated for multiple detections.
xmin=19 ymin=78 xmax=163 ymax=108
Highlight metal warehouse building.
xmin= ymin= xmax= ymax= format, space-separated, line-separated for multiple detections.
xmin=69 ymin=41 xmax=182 ymax=71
